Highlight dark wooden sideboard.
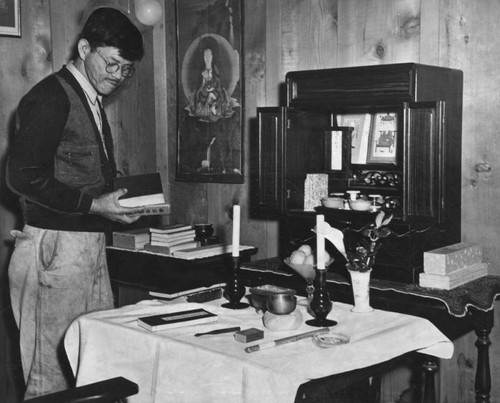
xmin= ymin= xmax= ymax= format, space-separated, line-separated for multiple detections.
xmin=106 ymin=246 xmax=257 ymax=307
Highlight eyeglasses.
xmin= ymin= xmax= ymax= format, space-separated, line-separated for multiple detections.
xmin=95 ymin=49 xmax=135 ymax=78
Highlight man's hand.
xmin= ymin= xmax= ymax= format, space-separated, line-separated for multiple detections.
xmin=89 ymin=189 xmax=144 ymax=224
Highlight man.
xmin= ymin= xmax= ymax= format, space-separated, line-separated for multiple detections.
xmin=6 ymin=8 xmax=145 ymax=399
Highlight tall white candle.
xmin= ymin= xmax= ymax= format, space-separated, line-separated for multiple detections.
xmin=316 ymin=214 xmax=325 ymax=270
xmin=232 ymin=205 xmax=240 ymax=257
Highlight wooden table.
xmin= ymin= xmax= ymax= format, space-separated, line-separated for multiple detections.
xmin=240 ymin=258 xmax=500 ymax=403
xmin=106 ymin=246 xmax=257 ymax=306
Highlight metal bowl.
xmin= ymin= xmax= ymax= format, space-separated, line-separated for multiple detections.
xmin=266 ymin=293 xmax=297 ymax=315
xmin=249 ymin=285 xmax=296 ymax=313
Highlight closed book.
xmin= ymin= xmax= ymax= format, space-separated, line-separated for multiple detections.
xmin=172 ymin=244 xmax=255 ymax=259
xmin=112 ymin=228 xmax=150 ymax=250
xmin=150 ymin=230 xmax=196 ymax=242
xmin=150 ymin=224 xmax=193 ymax=235
xmin=150 ymin=236 xmax=197 ymax=247
xmin=144 ymin=241 xmax=200 ymax=255
xmin=137 ymin=308 xmax=217 ymax=332
xmin=113 ymin=173 xmax=165 ymax=208
xmin=171 ymin=243 xmax=231 ymax=259
xmin=137 ymin=203 xmax=170 ymax=216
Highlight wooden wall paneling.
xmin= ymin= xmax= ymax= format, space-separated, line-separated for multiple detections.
xmin=153 ymin=0 xmax=170 ymax=210
xmin=108 ymin=27 xmax=157 ymax=177
xmin=435 ymin=2 xmax=500 ymax=401
xmin=337 ymin=0 xmax=421 ymax=67
xmin=235 ymin=0 xmax=273 ymax=259
xmin=281 ymin=0 xmax=338 ymax=73
xmin=440 ymin=0 xmax=500 ymax=277
xmin=49 ymin=0 xmax=89 ymax=70
xmin=163 ymin=0 xmax=177 ymax=200
xmin=265 ymin=0 xmax=282 ymax=106
xmin=250 ymin=0 xmax=282 ymax=257
xmin=419 ymin=0 xmax=440 ymax=65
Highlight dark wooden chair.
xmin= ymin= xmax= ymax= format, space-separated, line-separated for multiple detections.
xmin=23 ymin=376 xmax=138 ymax=403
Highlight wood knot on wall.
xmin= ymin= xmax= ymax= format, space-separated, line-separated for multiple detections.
xmin=398 ymin=14 xmax=420 ymax=40
xmin=375 ymin=41 xmax=385 ymax=59
xmin=471 ymin=162 xmax=493 ymax=186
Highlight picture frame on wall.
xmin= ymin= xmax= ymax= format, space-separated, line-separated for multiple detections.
xmin=175 ymin=0 xmax=244 ymax=183
xmin=367 ymin=112 xmax=398 ymax=164
xmin=0 ymin=0 xmax=21 ymax=37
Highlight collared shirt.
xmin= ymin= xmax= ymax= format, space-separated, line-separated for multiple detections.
xmin=66 ymin=62 xmax=108 ymax=159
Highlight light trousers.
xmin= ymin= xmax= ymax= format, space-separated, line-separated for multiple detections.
xmin=8 ymin=225 xmax=114 ymax=399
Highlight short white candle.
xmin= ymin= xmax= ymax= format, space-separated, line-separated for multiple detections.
xmin=232 ymin=205 xmax=240 ymax=257
xmin=316 ymin=214 xmax=325 ymax=270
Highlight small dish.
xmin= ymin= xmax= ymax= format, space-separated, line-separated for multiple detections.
xmin=348 ymin=199 xmax=371 ymax=211
xmin=312 ymin=333 xmax=350 ymax=348
xmin=321 ymin=197 xmax=344 ymax=209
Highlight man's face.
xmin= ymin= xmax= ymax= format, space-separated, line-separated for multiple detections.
xmin=84 ymin=46 xmax=134 ymax=95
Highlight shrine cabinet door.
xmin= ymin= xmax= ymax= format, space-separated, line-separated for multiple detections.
xmin=251 ymin=107 xmax=287 ymax=217
xmin=404 ymin=101 xmax=445 ymax=223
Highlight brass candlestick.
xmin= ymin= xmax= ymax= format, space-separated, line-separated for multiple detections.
xmin=222 ymin=256 xmax=249 ymax=309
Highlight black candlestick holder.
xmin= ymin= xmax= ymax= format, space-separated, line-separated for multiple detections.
xmin=306 ymin=267 xmax=337 ymax=327
xmin=222 ymin=256 xmax=249 ymax=309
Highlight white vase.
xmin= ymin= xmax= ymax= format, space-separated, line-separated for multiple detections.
xmin=348 ymin=269 xmax=373 ymax=313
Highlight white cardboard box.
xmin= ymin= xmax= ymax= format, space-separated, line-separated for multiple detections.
xmin=419 ymin=262 xmax=488 ymax=290
xmin=423 ymin=242 xmax=482 ymax=275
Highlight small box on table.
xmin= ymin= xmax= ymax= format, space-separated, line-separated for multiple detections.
xmin=234 ymin=328 xmax=264 ymax=343
xmin=112 ymin=228 xmax=150 ymax=250
xmin=419 ymin=262 xmax=489 ymax=290
xmin=423 ymin=242 xmax=482 ymax=275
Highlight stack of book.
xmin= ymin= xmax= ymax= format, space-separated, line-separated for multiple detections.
xmin=419 ymin=242 xmax=489 ymax=290
xmin=144 ymin=224 xmax=199 ymax=254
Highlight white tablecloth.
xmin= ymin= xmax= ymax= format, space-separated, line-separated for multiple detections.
xmin=64 ymin=297 xmax=453 ymax=403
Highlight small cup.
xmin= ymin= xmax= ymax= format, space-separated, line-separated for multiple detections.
xmin=194 ymin=223 xmax=214 ymax=242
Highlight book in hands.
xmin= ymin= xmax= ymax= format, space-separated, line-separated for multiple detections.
xmin=113 ymin=173 xmax=166 ymax=209
xmin=137 ymin=308 xmax=217 ymax=332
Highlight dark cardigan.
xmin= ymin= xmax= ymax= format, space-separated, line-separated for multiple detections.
xmin=7 ymin=66 xmax=117 ymax=232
